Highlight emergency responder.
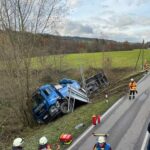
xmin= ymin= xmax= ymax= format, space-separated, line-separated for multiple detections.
xmin=38 ymin=136 xmax=60 ymax=150
xmin=12 ymin=137 xmax=24 ymax=150
xmin=38 ymin=136 xmax=52 ymax=150
xmin=93 ymin=136 xmax=112 ymax=150
xmin=129 ymin=78 xmax=137 ymax=100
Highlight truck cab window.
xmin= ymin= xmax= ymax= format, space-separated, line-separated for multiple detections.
xmin=43 ymin=88 xmax=51 ymax=96
xmin=32 ymin=92 xmax=43 ymax=104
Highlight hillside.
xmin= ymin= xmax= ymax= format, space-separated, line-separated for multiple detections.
xmin=0 ymin=30 xmax=146 ymax=57
xmin=33 ymin=33 xmax=144 ymax=56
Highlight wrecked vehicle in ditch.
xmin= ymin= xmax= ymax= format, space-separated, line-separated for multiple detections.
xmin=32 ymin=72 xmax=108 ymax=123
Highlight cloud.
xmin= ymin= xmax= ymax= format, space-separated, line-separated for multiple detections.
xmin=136 ymin=0 xmax=150 ymax=5
xmin=56 ymin=0 xmax=150 ymax=42
xmin=101 ymin=4 xmax=109 ymax=8
xmin=58 ymin=20 xmax=93 ymax=36
xmin=67 ymin=0 xmax=81 ymax=8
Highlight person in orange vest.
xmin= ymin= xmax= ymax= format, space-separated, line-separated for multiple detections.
xmin=129 ymin=78 xmax=137 ymax=100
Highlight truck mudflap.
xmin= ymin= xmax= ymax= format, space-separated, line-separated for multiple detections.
xmin=85 ymin=72 xmax=109 ymax=95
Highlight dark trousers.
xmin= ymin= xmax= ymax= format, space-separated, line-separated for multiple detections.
xmin=129 ymin=90 xmax=136 ymax=99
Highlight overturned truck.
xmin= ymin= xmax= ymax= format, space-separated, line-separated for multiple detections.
xmin=32 ymin=72 xmax=108 ymax=123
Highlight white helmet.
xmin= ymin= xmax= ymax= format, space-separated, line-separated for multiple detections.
xmin=13 ymin=138 xmax=24 ymax=147
xmin=39 ymin=136 xmax=48 ymax=145
xmin=130 ymin=78 xmax=134 ymax=82
xmin=98 ymin=136 xmax=106 ymax=144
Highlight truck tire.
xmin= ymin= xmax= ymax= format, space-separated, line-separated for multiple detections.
xmin=49 ymin=105 xmax=58 ymax=116
xmin=56 ymin=100 xmax=60 ymax=108
xmin=60 ymin=101 xmax=69 ymax=114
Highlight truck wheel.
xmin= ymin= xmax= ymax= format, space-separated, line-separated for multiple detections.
xmin=56 ymin=100 xmax=60 ymax=108
xmin=60 ymin=101 xmax=69 ymax=114
xmin=49 ymin=105 xmax=58 ymax=116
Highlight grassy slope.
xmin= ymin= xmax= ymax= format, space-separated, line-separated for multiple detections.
xmin=19 ymin=71 xmax=143 ymax=150
xmin=20 ymin=94 xmax=121 ymax=150
xmin=31 ymin=49 xmax=150 ymax=69
xmin=2 ymin=49 xmax=148 ymax=149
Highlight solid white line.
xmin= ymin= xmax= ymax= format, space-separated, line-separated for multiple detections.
xmin=141 ymin=131 xmax=149 ymax=150
xmin=67 ymin=96 xmax=125 ymax=150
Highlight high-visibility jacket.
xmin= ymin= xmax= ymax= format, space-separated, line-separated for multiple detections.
xmin=129 ymin=81 xmax=137 ymax=91
xmin=93 ymin=143 xmax=112 ymax=150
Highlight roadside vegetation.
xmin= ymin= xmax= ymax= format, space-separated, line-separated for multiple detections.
xmin=5 ymin=69 xmax=144 ymax=150
xmin=0 ymin=0 xmax=149 ymax=149
xmin=30 ymin=49 xmax=150 ymax=69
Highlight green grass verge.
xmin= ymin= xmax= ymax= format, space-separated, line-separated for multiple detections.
xmin=14 ymin=94 xmax=122 ymax=150
xmin=31 ymin=49 xmax=150 ymax=69
xmin=1 ymin=49 xmax=149 ymax=70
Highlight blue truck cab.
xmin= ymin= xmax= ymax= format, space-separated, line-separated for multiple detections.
xmin=32 ymin=79 xmax=81 ymax=123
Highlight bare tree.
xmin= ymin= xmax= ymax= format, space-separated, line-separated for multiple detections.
xmin=0 ymin=0 xmax=67 ymax=127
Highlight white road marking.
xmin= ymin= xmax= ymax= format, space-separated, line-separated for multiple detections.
xmin=141 ymin=131 xmax=149 ymax=150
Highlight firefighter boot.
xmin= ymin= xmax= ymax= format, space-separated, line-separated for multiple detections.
xmin=129 ymin=95 xmax=131 ymax=100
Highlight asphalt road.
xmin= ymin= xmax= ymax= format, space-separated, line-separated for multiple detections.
xmin=67 ymin=73 xmax=150 ymax=150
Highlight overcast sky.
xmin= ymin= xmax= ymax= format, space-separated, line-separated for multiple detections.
xmin=56 ymin=0 xmax=150 ymax=42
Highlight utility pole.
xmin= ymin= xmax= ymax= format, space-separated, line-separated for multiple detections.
xmin=141 ymin=40 xmax=145 ymax=70
xmin=134 ymin=40 xmax=145 ymax=71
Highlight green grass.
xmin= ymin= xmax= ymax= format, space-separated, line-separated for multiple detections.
xmin=11 ymin=94 xmax=121 ymax=150
xmin=1 ymin=49 xmax=149 ymax=70
xmin=31 ymin=49 xmax=150 ymax=69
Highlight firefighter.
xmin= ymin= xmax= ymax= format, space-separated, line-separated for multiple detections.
xmin=38 ymin=136 xmax=60 ymax=150
xmin=129 ymin=78 xmax=137 ymax=100
xmin=93 ymin=136 xmax=112 ymax=150
xmin=38 ymin=136 xmax=52 ymax=150
xmin=12 ymin=137 xmax=24 ymax=150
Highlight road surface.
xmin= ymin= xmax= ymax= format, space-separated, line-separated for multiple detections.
xmin=67 ymin=73 xmax=150 ymax=150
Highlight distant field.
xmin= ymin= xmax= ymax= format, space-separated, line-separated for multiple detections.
xmin=31 ymin=49 xmax=150 ymax=70
xmin=0 ymin=49 xmax=149 ymax=70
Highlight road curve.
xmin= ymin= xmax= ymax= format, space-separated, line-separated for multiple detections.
xmin=67 ymin=73 xmax=150 ymax=150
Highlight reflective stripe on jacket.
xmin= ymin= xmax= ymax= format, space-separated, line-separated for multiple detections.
xmin=129 ymin=81 xmax=137 ymax=91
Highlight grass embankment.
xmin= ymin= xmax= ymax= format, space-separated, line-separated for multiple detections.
xmin=21 ymin=94 xmax=121 ymax=150
xmin=31 ymin=49 xmax=150 ymax=69
xmin=6 ymin=71 xmax=143 ymax=150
